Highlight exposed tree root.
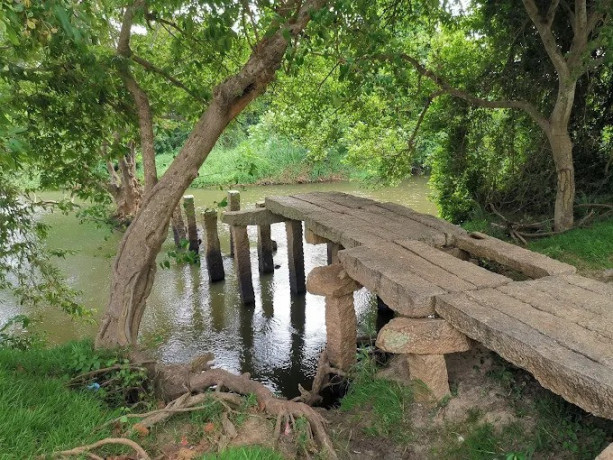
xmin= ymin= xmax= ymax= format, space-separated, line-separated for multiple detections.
xmin=183 ymin=368 xmax=338 ymax=459
xmin=67 ymin=364 xmax=147 ymax=387
xmin=51 ymin=437 xmax=150 ymax=459
xmin=294 ymin=349 xmax=347 ymax=407
xmin=488 ymin=202 xmax=613 ymax=243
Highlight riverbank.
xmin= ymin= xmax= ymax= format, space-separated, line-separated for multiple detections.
xmin=153 ymin=137 xmax=361 ymax=188
xmin=2 ymin=338 xmax=611 ymax=459
xmin=3 ymin=217 xmax=613 ymax=459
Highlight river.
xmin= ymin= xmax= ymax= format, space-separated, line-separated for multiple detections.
xmin=2 ymin=178 xmax=436 ymax=397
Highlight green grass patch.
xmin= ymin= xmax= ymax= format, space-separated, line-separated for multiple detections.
xmin=0 ymin=341 xmax=121 ymax=459
xmin=154 ymin=134 xmax=354 ymax=188
xmin=201 ymin=446 xmax=285 ymax=460
xmin=528 ymin=217 xmax=613 ymax=271
xmin=341 ymin=351 xmax=414 ymax=442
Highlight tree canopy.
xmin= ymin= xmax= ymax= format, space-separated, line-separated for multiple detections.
xmin=1 ymin=0 xmax=611 ymax=345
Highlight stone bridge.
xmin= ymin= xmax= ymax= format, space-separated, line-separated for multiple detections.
xmin=220 ymin=191 xmax=613 ymax=447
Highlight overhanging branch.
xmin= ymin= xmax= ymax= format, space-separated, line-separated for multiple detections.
xmin=383 ymin=53 xmax=550 ymax=132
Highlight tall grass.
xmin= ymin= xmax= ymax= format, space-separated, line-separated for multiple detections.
xmin=154 ymin=134 xmax=354 ymax=187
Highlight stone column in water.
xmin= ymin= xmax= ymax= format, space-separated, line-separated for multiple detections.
xmin=183 ymin=195 xmax=199 ymax=252
xmin=232 ymin=225 xmax=255 ymax=305
xmin=227 ymin=190 xmax=240 ymax=257
xmin=307 ymin=264 xmax=361 ymax=370
xmin=255 ymin=202 xmax=274 ymax=274
xmin=202 ymin=210 xmax=224 ymax=282
xmin=285 ymin=219 xmax=305 ymax=294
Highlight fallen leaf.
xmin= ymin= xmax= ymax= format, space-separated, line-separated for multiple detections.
xmin=133 ymin=423 xmax=149 ymax=437
xmin=204 ymin=422 xmax=215 ymax=433
xmin=180 ymin=435 xmax=189 ymax=446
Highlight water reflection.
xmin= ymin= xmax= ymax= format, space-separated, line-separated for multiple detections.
xmin=1 ymin=179 xmax=436 ymax=397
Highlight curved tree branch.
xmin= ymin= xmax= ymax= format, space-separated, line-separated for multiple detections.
xmin=117 ymin=1 xmax=157 ymax=193
xmin=385 ymin=53 xmax=550 ymax=132
xmin=522 ymin=0 xmax=569 ymax=78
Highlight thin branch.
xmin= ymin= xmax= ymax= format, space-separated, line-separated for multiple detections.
xmin=545 ymin=0 xmax=561 ymax=25
xmin=407 ymin=91 xmax=443 ymax=151
xmin=522 ymin=0 xmax=569 ymax=78
xmin=383 ymin=53 xmax=550 ymax=132
xmin=130 ymin=54 xmax=205 ymax=102
xmin=241 ymin=0 xmax=261 ymax=43
xmin=316 ymin=61 xmax=340 ymax=92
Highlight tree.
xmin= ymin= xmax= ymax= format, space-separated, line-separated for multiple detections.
xmin=396 ymin=0 xmax=612 ymax=230
xmin=96 ymin=0 xmax=329 ymax=348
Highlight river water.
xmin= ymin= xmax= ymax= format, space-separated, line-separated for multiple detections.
xmin=2 ymin=179 xmax=436 ymax=397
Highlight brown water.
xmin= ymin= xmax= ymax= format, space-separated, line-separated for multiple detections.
xmin=1 ymin=179 xmax=436 ymax=397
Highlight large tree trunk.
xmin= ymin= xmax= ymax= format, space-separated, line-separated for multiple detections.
xmin=96 ymin=0 xmax=325 ymax=348
xmin=547 ymin=81 xmax=577 ymax=232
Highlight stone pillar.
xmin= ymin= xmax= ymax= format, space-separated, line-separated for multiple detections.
xmin=171 ymin=205 xmax=187 ymax=248
xmin=183 ymin=195 xmax=199 ymax=252
xmin=286 ymin=220 xmax=305 ymax=295
xmin=232 ymin=225 xmax=254 ymax=305
xmin=376 ymin=317 xmax=471 ymax=402
xmin=227 ymin=190 xmax=240 ymax=257
xmin=255 ymin=202 xmax=274 ymax=274
xmin=202 ymin=210 xmax=224 ymax=282
xmin=307 ymin=264 xmax=361 ymax=370
xmin=327 ymin=242 xmax=341 ymax=265
xmin=406 ymin=354 xmax=450 ymax=402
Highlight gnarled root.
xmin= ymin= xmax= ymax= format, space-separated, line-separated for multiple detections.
xmin=294 ymin=349 xmax=347 ymax=406
xmin=50 ymin=437 xmax=150 ymax=459
xmin=187 ymin=368 xmax=338 ymax=459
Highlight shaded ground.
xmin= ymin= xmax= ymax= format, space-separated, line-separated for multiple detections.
xmin=327 ymin=344 xmax=613 ymax=460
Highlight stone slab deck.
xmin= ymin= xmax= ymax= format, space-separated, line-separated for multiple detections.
xmin=436 ymin=275 xmax=613 ymax=419
xmin=338 ymin=240 xmax=511 ymax=317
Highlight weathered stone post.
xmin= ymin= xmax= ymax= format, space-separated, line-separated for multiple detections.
xmin=255 ymin=202 xmax=274 ymax=274
xmin=232 ymin=225 xmax=255 ymax=305
xmin=202 ymin=210 xmax=224 ymax=282
xmin=327 ymin=242 xmax=341 ymax=265
xmin=227 ymin=190 xmax=240 ymax=257
xmin=376 ymin=317 xmax=471 ymax=401
xmin=307 ymin=264 xmax=361 ymax=370
xmin=286 ymin=219 xmax=306 ymax=294
xmin=183 ymin=195 xmax=199 ymax=252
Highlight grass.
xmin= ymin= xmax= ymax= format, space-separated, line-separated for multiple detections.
xmin=340 ymin=350 xmax=414 ymax=442
xmin=153 ymin=134 xmax=354 ymax=188
xmin=0 ymin=341 xmax=120 ymax=459
xmin=201 ymin=446 xmax=285 ymax=459
xmin=528 ymin=217 xmax=613 ymax=271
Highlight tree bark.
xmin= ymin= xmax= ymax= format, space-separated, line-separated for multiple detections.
xmin=96 ymin=0 xmax=327 ymax=348
xmin=106 ymin=142 xmax=143 ymax=222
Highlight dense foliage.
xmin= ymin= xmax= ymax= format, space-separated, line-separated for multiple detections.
xmin=1 ymin=0 xmax=611 ymax=318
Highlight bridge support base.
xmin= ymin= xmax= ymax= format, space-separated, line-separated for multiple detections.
xmin=307 ymin=264 xmax=361 ymax=370
xmin=406 ymin=354 xmax=450 ymax=402
xmin=203 ymin=210 xmax=224 ymax=282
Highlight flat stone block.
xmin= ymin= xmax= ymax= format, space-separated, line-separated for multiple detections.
xmin=307 ymin=264 xmax=361 ymax=297
xmin=376 ymin=317 xmax=471 ymax=355
xmin=406 ymin=354 xmax=450 ymax=401
xmin=222 ymin=208 xmax=286 ymax=226
xmin=597 ymin=443 xmax=613 ymax=459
